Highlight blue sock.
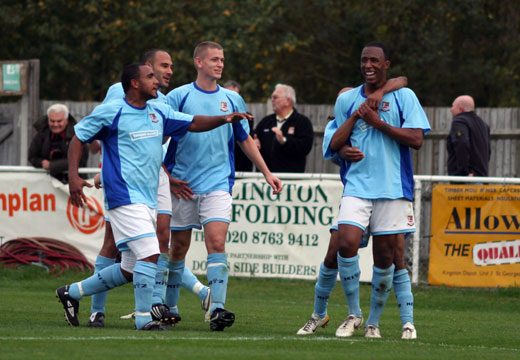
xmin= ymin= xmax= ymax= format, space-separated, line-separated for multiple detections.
xmin=207 ymin=253 xmax=229 ymax=313
xmin=393 ymin=269 xmax=414 ymax=326
xmin=69 ymin=263 xmax=128 ymax=300
xmin=314 ymin=262 xmax=338 ymax=318
xmin=367 ymin=264 xmax=395 ymax=327
xmin=151 ymin=253 xmax=169 ymax=305
xmin=90 ymin=255 xmax=116 ymax=314
xmin=133 ymin=261 xmax=157 ymax=330
xmin=165 ymin=259 xmax=185 ymax=314
xmin=182 ymin=265 xmax=208 ymax=301
xmin=337 ymin=253 xmax=362 ymax=318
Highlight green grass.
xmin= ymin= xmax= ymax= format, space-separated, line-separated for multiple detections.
xmin=1 ymin=265 xmax=519 ymax=360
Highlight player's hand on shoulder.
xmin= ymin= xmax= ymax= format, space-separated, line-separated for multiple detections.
xmin=366 ymin=90 xmax=384 ymax=110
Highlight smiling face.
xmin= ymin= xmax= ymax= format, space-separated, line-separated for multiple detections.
xmin=137 ymin=65 xmax=159 ymax=100
xmin=360 ymin=46 xmax=389 ymax=90
xmin=48 ymin=111 xmax=68 ymax=134
xmin=196 ymin=47 xmax=224 ymax=81
xmin=149 ymin=51 xmax=173 ymax=89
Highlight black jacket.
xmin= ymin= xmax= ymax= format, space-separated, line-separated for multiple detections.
xmin=447 ymin=111 xmax=490 ymax=176
xmin=28 ymin=114 xmax=88 ymax=182
xmin=254 ymin=109 xmax=314 ymax=172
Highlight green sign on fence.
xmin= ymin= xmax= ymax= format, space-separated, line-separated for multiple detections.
xmin=2 ymin=63 xmax=21 ymax=91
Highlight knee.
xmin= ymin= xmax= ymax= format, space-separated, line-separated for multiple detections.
xmin=323 ymin=251 xmax=338 ymax=269
xmin=374 ymin=252 xmax=394 ymax=269
xmin=393 ymin=254 xmax=405 ymax=270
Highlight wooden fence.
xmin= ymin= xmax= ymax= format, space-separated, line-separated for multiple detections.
xmin=0 ymin=100 xmax=518 ymax=177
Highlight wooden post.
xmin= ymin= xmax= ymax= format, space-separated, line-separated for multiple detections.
xmin=0 ymin=59 xmax=39 ymax=165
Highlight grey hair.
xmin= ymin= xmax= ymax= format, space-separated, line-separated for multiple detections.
xmin=274 ymin=83 xmax=296 ymax=105
xmin=47 ymin=103 xmax=69 ymax=119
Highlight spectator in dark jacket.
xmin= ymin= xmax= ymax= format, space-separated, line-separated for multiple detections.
xmin=28 ymin=104 xmax=88 ymax=183
xmin=447 ymin=95 xmax=491 ymax=176
xmin=254 ymin=84 xmax=314 ymax=172
xmin=224 ymin=80 xmax=254 ymax=171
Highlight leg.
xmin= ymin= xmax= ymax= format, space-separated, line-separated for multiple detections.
xmin=127 ymin=237 xmax=161 ymax=330
xmin=181 ymin=265 xmax=211 ymax=314
xmin=314 ymin=230 xmax=340 ymax=317
xmin=164 ymin=229 xmax=191 ymax=316
xmin=151 ymin=213 xmax=171 ymax=306
xmin=204 ymin=221 xmax=235 ymax=331
xmin=297 ymin=230 xmax=338 ymax=335
xmin=393 ymin=233 xmax=416 ymax=339
xmin=336 ymin=224 xmax=365 ymax=337
xmin=88 ymin=221 xmax=118 ymax=327
xmin=365 ymin=234 xmax=397 ymax=338
xmin=57 ymin=254 xmax=129 ymax=327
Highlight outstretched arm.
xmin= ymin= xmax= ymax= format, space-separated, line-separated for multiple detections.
xmin=366 ymin=76 xmax=408 ymax=109
xmin=239 ymin=136 xmax=282 ymax=195
xmin=188 ymin=112 xmax=254 ymax=132
xmin=68 ymin=136 xmax=93 ymax=207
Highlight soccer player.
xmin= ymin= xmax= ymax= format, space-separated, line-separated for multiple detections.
xmin=88 ymin=49 xmax=210 ymax=328
xmin=164 ymin=41 xmax=282 ymax=331
xmin=297 ymin=79 xmax=418 ymax=339
xmin=56 ymin=63 xmax=253 ymax=330
xmin=322 ymin=42 xmax=429 ymax=339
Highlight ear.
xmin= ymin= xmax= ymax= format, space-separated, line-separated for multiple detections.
xmin=194 ymin=57 xmax=202 ymax=69
xmin=384 ymin=60 xmax=390 ymax=70
xmin=130 ymin=78 xmax=140 ymax=89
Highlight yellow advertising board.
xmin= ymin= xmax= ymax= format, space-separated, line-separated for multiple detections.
xmin=429 ymin=184 xmax=520 ymax=287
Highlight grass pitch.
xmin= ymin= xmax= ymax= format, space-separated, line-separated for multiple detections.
xmin=0 ymin=265 xmax=519 ymax=359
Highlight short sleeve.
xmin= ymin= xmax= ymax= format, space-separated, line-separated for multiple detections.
xmin=74 ymin=103 xmax=119 ymax=143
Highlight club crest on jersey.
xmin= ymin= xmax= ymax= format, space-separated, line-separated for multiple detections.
xmin=288 ymin=126 xmax=295 ymax=135
xmin=407 ymin=215 xmax=415 ymax=226
xmin=220 ymin=101 xmax=228 ymax=112
xmin=149 ymin=113 xmax=158 ymax=123
xmin=381 ymin=101 xmax=390 ymax=112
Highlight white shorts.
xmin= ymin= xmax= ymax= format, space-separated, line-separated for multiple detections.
xmin=107 ymin=203 xmax=158 ymax=251
xmin=337 ymin=196 xmax=416 ymax=235
xmin=330 ymin=212 xmax=370 ymax=248
xmin=170 ymin=190 xmax=232 ymax=230
xmin=157 ymin=167 xmax=172 ymax=216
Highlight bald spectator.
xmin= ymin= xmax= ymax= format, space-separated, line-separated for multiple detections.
xmin=28 ymin=104 xmax=88 ymax=183
xmin=254 ymin=84 xmax=314 ymax=172
xmin=447 ymin=95 xmax=491 ymax=176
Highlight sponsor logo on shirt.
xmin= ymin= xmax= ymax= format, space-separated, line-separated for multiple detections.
xmin=381 ymin=101 xmax=390 ymax=112
xmin=358 ymin=122 xmax=371 ymax=132
xmin=129 ymin=130 xmax=160 ymax=141
xmin=149 ymin=113 xmax=158 ymax=123
xmin=220 ymin=101 xmax=228 ymax=112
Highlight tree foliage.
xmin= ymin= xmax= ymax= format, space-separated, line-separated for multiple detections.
xmin=1 ymin=0 xmax=519 ymax=106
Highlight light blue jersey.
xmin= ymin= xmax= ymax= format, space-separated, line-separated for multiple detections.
xmin=323 ymin=85 xmax=430 ymax=200
xmin=103 ymin=82 xmax=167 ymax=104
xmin=164 ymin=82 xmax=250 ymax=194
xmin=74 ymin=98 xmax=193 ymax=209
